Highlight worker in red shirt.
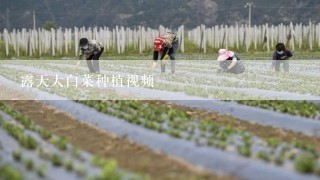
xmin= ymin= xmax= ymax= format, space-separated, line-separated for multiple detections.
xmin=151 ymin=32 xmax=179 ymax=73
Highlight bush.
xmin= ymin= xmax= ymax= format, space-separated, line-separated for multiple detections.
xmin=43 ymin=21 xmax=56 ymax=31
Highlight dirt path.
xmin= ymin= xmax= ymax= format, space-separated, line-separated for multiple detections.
xmin=4 ymin=100 xmax=226 ymax=180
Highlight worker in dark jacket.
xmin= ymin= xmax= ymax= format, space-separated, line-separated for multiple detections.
xmin=272 ymin=43 xmax=293 ymax=72
xmin=217 ymin=49 xmax=245 ymax=74
xmin=152 ymin=32 xmax=179 ymax=73
xmin=76 ymin=38 xmax=104 ymax=73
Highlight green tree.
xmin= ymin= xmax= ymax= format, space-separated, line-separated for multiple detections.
xmin=43 ymin=21 xmax=56 ymax=30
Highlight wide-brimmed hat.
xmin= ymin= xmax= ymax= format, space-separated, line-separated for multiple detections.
xmin=217 ymin=49 xmax=235 ymax=61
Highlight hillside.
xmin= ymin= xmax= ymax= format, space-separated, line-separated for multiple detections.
xmin=0 ymin=0 xmax=319 ymax=30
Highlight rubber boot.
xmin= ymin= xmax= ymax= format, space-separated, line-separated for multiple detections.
xmin=161 ymin=63 xmax=166 ymax=73
xmin=93 ymin=59 xmax=100 ymax=73
xmin=86 ymin=60 xmax=95 ymax=73
xmin=171 ymin=60 xmax=175 ymax=74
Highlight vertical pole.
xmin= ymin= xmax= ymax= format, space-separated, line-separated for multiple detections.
xmin=6 ymin=8 xmax=10 ymax=31
xmin=245 ymin=3 xmax=254 ymax=27
xmin=33 ymin=10 xmax=36 ymax=30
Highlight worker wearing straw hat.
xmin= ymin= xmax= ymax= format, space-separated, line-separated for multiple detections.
xmin=217 ymin=49 xmax=245 ymax=74
xmin=76 ymin=38 xmax=104 ymax=73
xmin=151 ymin=32 xmax=179 ymax=73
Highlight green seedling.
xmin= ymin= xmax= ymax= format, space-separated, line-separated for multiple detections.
xmin=274 ymin=156 xmax=284 ymax=166
xmin=56 ymin=137 xmax=68 ymax=151
xmin=99 ymin=160 xmax=122 ymax=180
xmin=0 ymin=165 xmax=22 ymax=180
xmin=51 ymin=154 xmax=63 ymax=166
xmin=267 ymin=138 xmax=281 ymax=148
xmin=37 ymin=164 xmax=47 ymax=178
xmin=75 ymin=165 xmax=86 ymax=177
xmin=91 ymin=155 xmax=108 ymax=167
xmin=65 ymin=159 xmax=74 ymax=171
xmin=19 ymin=135 xmax=38 ymax=150
xmin=315 ymin=167 xmax=320 ymax=176
xmin=24 ymin=159 xmax=34 ymax=171
xmin=286 ymin=151 xmax=297 ymax=160
xmin=37 ymin=148 xmax=51 ymax=160
xmin=12 ymin=150 xmax=22 ymax=161
xmin=38 ymin=128 xmax=52 ymax=140
xmin=237 ymin=145 xmax=251 ymax=157
xmin=295 ymin=153 xmax=316 ymax=174
xmin=256 ymin=151 xmax=271 ymax=162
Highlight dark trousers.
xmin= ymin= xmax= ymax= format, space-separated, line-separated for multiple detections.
xmin=161 ymin=40 xmax=178 ymax=73
xmin=86 ymin=47 xmax=104 ymax=73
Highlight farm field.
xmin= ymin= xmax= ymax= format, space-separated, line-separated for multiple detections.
xmin=0 ymin=52 xmax=320 ymax=179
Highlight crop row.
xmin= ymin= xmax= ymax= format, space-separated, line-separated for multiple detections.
xmin=0 ymin=101 xmax=131 ymax=180
xmin=79 ymin=100 xmax=320 ymax=175
xmin=236 ymin=100 xmax=320 ymax=119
